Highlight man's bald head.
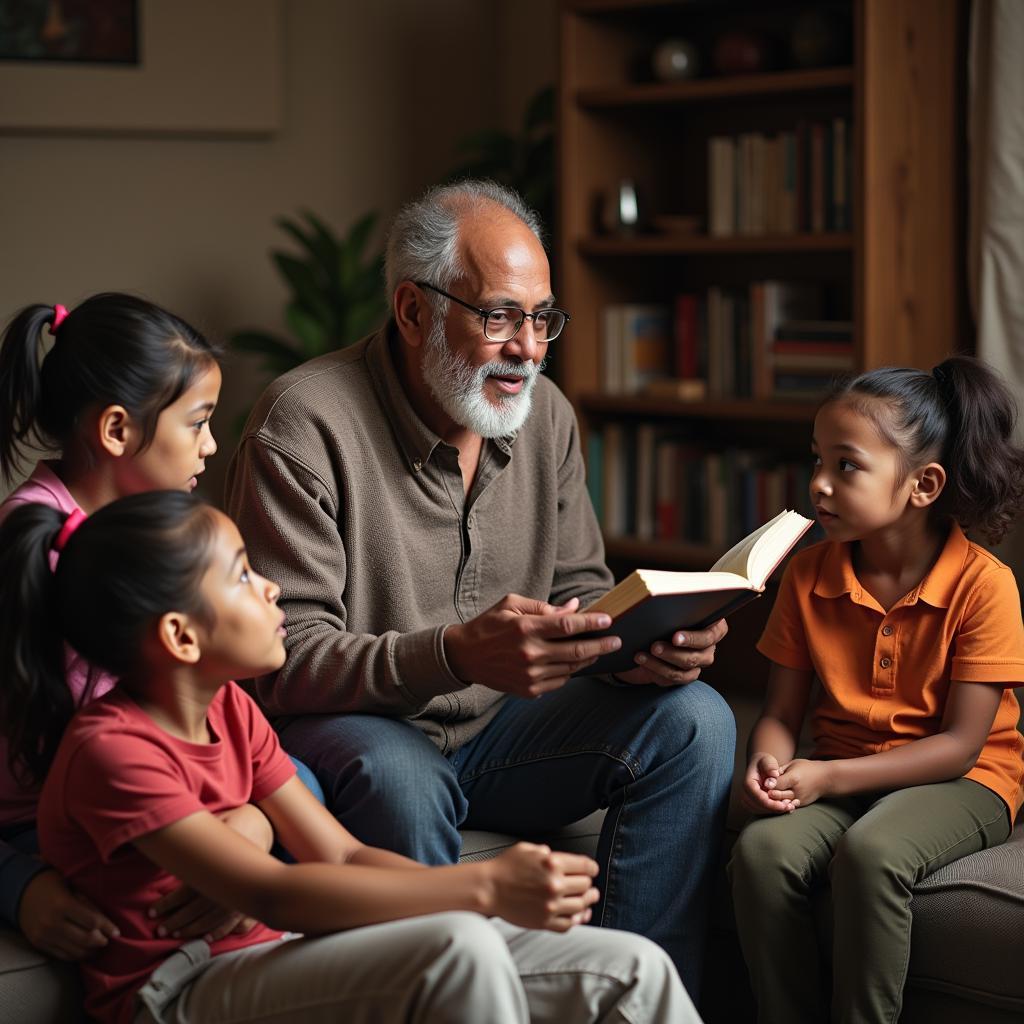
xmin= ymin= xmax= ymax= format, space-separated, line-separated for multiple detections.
xmin=384 ymin=180 xmax=545 ymax=308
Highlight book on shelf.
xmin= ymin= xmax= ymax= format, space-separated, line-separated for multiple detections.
xmin=708 ymin=119 xmax=851 ymax=238
xmin=602 ymin=304 xmax=672 ymax=394
xmin=774 ymin=319 xmax=854 ymax=343
xmin=575 ymin=510 xmax=814 ymax=676
xmin=588 ymin=425 xmax=816 ymax=549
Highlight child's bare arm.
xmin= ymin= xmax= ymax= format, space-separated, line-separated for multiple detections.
xmin=742 ymin=663 xmax=813 ymax=814
xmin=769 ymin=681 xmax=1004 ymax=806
xmin=133 ymin=786 xmax=599 ymax=935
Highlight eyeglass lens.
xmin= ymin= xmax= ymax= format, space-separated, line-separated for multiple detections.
xmin=484 ymin=308 xmax=566 ymax=342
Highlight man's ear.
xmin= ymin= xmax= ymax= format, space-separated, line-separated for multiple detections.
xmin=96 ymin=404 xmax=135 ymax=459
xmin=393 ymin=282 xmax=430 ymax=349
xmin=909 ymin=462 xmax=946 ymax=509
xmin=156 ymin=611 xmax=202 ymax=665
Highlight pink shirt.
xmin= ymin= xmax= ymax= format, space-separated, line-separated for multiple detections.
xmin=0 ymin=462 xmax=117 ymax=824
xmin=38 ymin=683 xmax=294 ymax=1024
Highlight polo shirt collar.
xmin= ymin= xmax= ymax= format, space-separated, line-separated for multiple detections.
xmin=364 ymin=322 xmax=520 ymax=472
xmin=915 ymin=522 xmax=969 ymax=609
xmin=812 ymin=521 xmax=969 ymax=610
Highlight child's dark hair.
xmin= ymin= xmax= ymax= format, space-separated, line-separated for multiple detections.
xmin=0 ymin=491 xmax=219 ymax=787
xmin=0 ymin=293 xmax=221 ymax=483
xmin=824 ymin=355 xmax=1024 ymax=543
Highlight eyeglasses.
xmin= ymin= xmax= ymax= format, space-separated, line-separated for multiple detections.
xmin=416 ymin=282 xmax=570 ymax=343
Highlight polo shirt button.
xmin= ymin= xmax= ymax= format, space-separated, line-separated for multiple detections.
xmin=880 ymin=657 xmax=892 ymax=668
xmin=413 ymin=459 xmax=423 ymax=472
xmin=881 ymin=626 xmax=893 ymax=636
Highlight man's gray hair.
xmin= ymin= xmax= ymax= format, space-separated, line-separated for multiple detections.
xmin=384 ymin=180 xmax=544 ymax=315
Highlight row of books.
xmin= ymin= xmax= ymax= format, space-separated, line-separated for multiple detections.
xmin=587 ymin=425 xmax=817 ymax=550
xmin=602 ymin=285 xmax=854 ymax=400
xmin=708 ymin=119 xmax=852 ymax=238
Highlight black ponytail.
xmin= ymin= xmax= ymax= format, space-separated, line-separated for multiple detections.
xmin=0 ymin=293 xmax=221 ymax=483
xmin=0 ymin=492 xmax=219 ymax=786
xmin=0 ymin=504 xmax=74 ymax=787
xmin=825 ymin=355 xmax=1024 ymax=543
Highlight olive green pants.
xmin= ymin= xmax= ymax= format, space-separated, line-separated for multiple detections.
xmin=728 ymin=778 xmax=1010 ymax=1024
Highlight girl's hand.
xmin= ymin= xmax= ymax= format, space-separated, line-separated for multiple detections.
xmin=768 ymin=758 xmax=834 ymax=809
xmin=485 ymin=843 xmax=600 ymax=932
xmin=741 ymin=752 xmax=795 ymax=814
xmin=19 ymin=869 xmax=119 ymax=960
xmin=148 ymin=804 xmax=274 ymax=941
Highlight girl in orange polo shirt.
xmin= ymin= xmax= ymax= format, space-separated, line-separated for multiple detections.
xmin=729 ymin=355 xmax=1024 ymax=1024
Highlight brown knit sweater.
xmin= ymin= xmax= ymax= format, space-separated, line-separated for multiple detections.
xmin=225 ymin=325 xmax=613 ymax=754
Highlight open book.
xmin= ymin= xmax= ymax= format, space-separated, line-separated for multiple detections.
xmin=576 ymin=510 xmax=814 ymax=677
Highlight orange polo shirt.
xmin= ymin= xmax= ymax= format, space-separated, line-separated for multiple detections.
xmin=758 ymin=524 xmax=1024 ymax=819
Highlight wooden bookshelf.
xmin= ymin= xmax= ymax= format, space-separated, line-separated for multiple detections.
xmin=579 ymin=233 xmax=854 ymax=256
xmin=558 ymin=0 xmax=965 ymax=572
xmin=604 ymin=536 xmax=722 ymax=567
xmin=580 ymin=394 xmax=818 ymax=424
xmin=577 ymin=66 xmax=854 ymax=108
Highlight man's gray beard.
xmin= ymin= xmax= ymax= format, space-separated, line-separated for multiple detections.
xmin=421 ymin=319 xmax=545 ymax=439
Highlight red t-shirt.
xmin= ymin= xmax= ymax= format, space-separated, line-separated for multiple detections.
xmin=37 ymin=682 xmax=295 ymax=1024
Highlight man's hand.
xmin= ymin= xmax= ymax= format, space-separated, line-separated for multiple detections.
xmin=613 ymin=619 xmax=727 ymax=687
xmin=147 ymin=804 xmax=274 ymax=941
xmin=484 ymin=843 xmax=600 ymax=932
xmin=766 ymin=758 xmax=834 ymax=809
xmin=444 ymin=595 xmax=622 ymax=697
xmin=18 ymin=869 xmax=119 ymax=960
xmin=740 ymin=752 xmax=794 ymax=814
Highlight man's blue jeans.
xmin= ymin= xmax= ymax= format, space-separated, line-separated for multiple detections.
xmin=278 ymin=677 xmax=735 ymax=996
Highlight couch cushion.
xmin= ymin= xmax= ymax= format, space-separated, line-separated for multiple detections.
xmin=906 ymin=822 xmax=1024 ymax=1012
xmin=459 ymin=810 xmax=605 ymax=863
xmin=0 ymin=928 xmax=83 ymax=1024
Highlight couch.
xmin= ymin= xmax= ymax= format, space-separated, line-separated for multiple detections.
xmin=6 ymin=691 xmax=1024 ymax=1023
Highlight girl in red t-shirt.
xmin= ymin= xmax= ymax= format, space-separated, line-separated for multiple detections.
xmin=0 ymin=492 xmax=693 ymax=1024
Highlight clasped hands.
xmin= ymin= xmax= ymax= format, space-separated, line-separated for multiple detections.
xmin=444 ymin=593 xmax=727 ymax=697
xmin=742 ymin=753 xmax=834 ymax=814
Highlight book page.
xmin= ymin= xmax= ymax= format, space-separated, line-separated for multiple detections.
xmin=709 ymin=510 xmax=812 ymax=587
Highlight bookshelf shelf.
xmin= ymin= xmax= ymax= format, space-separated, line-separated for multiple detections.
xmin=580 ymin=394 xmax=818 ymax=423
xmin=578 ymin=233 xmax=854 ymax=256
xmin=604 ymin=536 xmax=722 ymax=569
xmin=577 ymin=67 xmax=854 ymax=109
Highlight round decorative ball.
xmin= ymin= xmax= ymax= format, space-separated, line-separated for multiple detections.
xmin=651 ymin=38 xmax=700 ymax=82
xmin=712 ymin=31 xmax=771 ymax=75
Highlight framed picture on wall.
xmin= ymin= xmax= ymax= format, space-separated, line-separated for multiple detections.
xmin=0 ymin=0 xmax=140 ymax=64
xmin=0 ymin=0 xmax=281 ymax=134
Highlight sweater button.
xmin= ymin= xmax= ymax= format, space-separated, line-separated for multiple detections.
xmin=413 ymin=459 xmax=423 ymax=472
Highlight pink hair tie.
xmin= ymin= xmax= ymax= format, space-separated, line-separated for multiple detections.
xmin=49 ymin=304 xmax=69 ymax=335
xmin=53 ymin=508 xmax=86 ymax=553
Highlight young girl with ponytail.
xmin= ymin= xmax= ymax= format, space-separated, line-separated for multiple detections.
xmin=1 ymin=493 xmax=692 ymax=1024
xmin=729 ymin=355 xmax=1024 ymax=1024
xmin=0 ymin=294 xmax=317 ymax=964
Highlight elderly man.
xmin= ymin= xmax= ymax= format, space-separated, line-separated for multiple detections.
xmin=226 ymin=180 xmax=734 ymax=995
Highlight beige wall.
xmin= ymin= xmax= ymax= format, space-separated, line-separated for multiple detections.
xmin=0 ymin=0 xmax=558 ymax=504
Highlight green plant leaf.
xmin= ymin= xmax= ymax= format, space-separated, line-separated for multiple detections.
xmin=271 ymin=252 xmax=334 ymax=325
xmin=285 ymin=304 xmax=330 ymax=355
xmin=230 ymin=330 xmax=303 ymax=375
xmin=297 ymin=210 xmax=343 ymax=273
xmin=341 ymin=295 xmax=389 ymax=345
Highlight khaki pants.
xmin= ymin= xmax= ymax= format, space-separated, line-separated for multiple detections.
xmin=729 ymin=778 xmax=1010 ymax=1024
xmin=134 ymin=912 xmax=699 ymax=1024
